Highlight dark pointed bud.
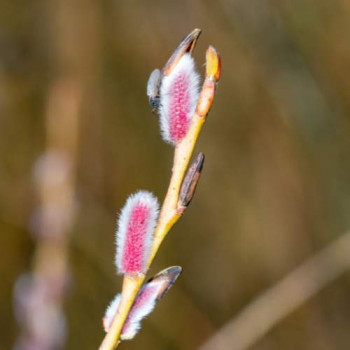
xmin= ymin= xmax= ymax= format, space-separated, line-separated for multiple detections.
xmin=178 ymin=153 xmax=205 ymax=210
xmin=147 ymin=266 xmax=182 ymax=300
xmin=162 ymin=28 xmax=201 ymax=76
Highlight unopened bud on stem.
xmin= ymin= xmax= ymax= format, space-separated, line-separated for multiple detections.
xmin=178 ymin=153 xmax=205 ymax=210
xmin=197 ymin=46 xmax=222 ymax=118
xmin=206 ymin=45 xmax=221 ymax=82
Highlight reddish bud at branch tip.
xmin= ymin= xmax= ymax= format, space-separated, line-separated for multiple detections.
xmin=206 ymin=46 xmax=221 ymax=82
xmin=196 ymin=47 xmax=221 ymax=118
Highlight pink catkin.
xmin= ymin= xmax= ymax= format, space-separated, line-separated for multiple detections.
xmin=103 ymin=283 xmax=161 ymax=339
xmin=121 ymin=284 xmax=159 ymax=338
xmin=103 ymin=267 xmax=182 ymax=338
xmin=121 ymin=205 xmax=150 ymax=274
xmin=116 ymin=191 xmax=159 ymax=275
xmin=168 ymin=72 xmax=192 ymax=142
xmin=159 ymin=54 xmax=199 ymax=145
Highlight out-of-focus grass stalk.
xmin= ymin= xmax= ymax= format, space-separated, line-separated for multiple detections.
xmin=14 ymin=80 xmax=81 ymax=349
xmin=99 ymin=46 xmax=221 ymax=350
xmin=14 ymin=0 xmax=102 ymax=348
xmin=29 ymin=79 xmax=80 ymax=347
xmin=198 ymin=230 xmax=350 ymax=350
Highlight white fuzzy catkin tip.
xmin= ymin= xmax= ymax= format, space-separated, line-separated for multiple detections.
xmin=103 ymin=280 xmax=164 ymax=339
xmin=115 ymin=191 xmax=159 ymax=275
xmin=159 ymin=53 xmax=200 ymax=145
xmin=103 ymin=294 xmax=121 ymax=333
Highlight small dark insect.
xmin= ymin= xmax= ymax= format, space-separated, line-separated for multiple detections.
xmin=147 ymin=68 xmax=162 ymax=113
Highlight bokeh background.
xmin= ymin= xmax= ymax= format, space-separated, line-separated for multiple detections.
xmin=2 ymin=0 xmax=350 ymax=349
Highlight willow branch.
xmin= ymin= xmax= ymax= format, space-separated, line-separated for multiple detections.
xmin=98 ymin=46 xmax=221 ymax=350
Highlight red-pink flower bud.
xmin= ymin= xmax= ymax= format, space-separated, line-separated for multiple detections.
xmin=159 ymin=53 xmax=200 ymax=144
xmin=115 ymin=191 xmax=159 ymax=275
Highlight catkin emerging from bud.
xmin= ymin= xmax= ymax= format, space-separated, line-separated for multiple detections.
xmin=159 ymin=53 xmax=200 ymax=145
xmin=103 ymin=267 xmax=182 ymax=340
xmin=115 ymin=191 xmax=159 ymax=275
xmin=103 ymin=284 xmax=159 ymax=340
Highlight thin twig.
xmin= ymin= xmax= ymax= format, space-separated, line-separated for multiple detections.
xmin=199 ymin=230 xmax=350 ymax=350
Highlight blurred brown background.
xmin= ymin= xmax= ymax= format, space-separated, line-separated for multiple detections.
xmin=2 ymin=0 xmax=350 ymax=349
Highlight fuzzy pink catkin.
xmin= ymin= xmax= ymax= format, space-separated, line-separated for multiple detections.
xmin=159 ymin=53 xmax=200 ymax=145
xmin=103 ymin=281 xmax=162 ymax=339
xmin=115 ymin=191 xmax=159 ymax=275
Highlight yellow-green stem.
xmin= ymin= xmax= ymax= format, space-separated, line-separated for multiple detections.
xmin=99 ymin=114 xmax=205 ymax=350
xmin=98 ymin=275 xmax=144 ymax=350
xmin=149 ymin=114 xmax=205 ymax=263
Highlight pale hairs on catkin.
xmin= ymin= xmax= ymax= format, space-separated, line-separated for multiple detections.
xmin=159 ymin=53 xmax=200 ymax=145
xmin=103 ymin=280 xmax=163 ymax=340
xmin=115 ymin=191 xmax=159 ymax=275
